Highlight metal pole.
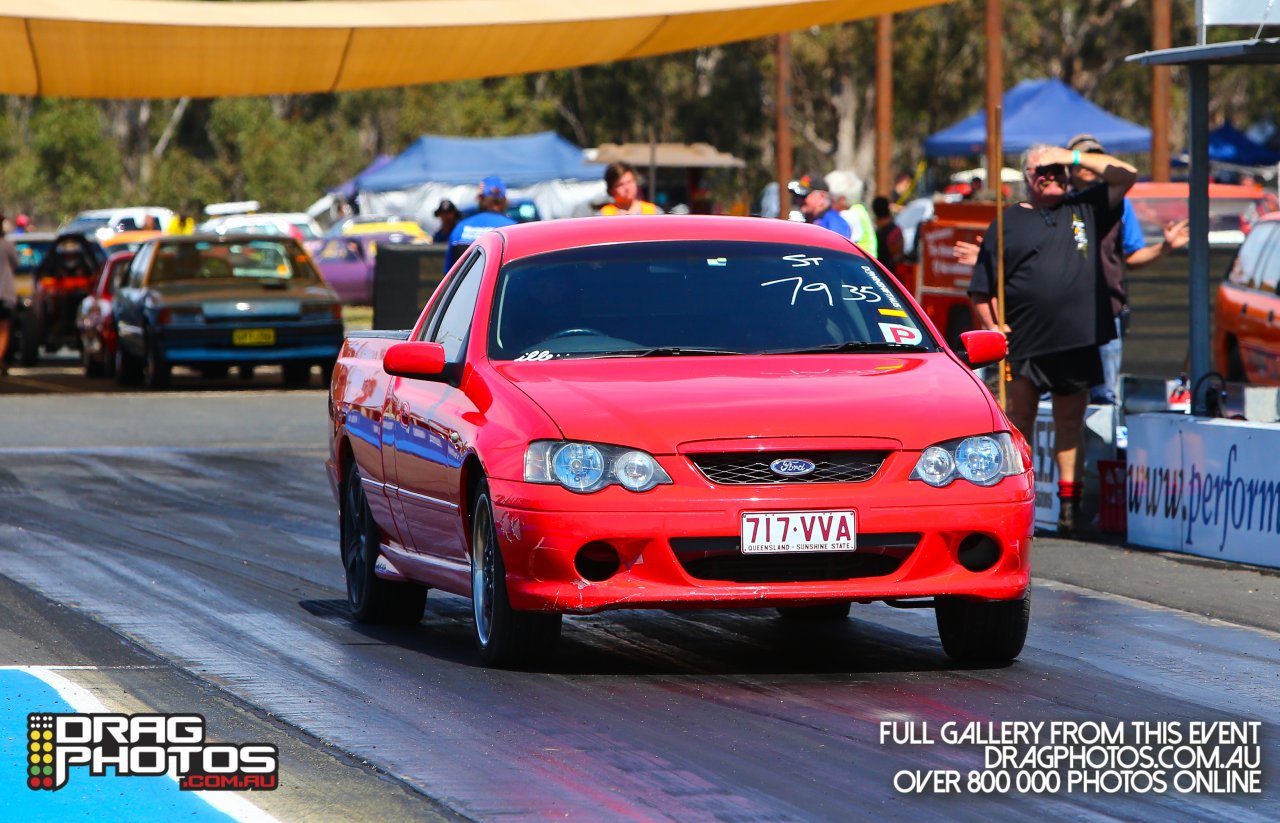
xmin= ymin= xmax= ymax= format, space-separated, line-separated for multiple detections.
xmin=875 ymin=15 xmax=893 ymax=198
xmin=994 ymin=104 xmax=1008 ymax=410
xmin=648 ymin=127 xmax=658 ymax=205
xmin=985 ymin=0 xmax=1003 ymax=198
xmin=1152 ymin=0 xmax=1172 ymax=182
xmin=776 ymin=33 xmax=793 ymax=220
xmin=1188 ymin=64 xmax=1211 ymax=414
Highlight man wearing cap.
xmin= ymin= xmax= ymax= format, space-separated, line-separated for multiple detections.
xmin=794 ymin=179 xmax=852 ymax=239
xmin=432 ymin=199 xmax=462 ymax=245
xmin=445 ymin=176 xmax=517 ymax=271
xmin=1066 ymin=133 xmax=1189 ymax=405
xmin=967 ymin=142 xmax=1136 ymax=537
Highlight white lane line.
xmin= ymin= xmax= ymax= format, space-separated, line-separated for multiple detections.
xmin=4 ymin=665 xmax=281 ymax=823
xmin=1032 ymin=577 xmax=1280 ymax=640
xmin=0 ymin=444 xmax=324 ymax=455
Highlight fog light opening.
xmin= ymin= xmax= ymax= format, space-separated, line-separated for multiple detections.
xmin=574 ymin=542 xmax=622 ymax=582
xmin=957 ymin=534 xmax=1001 ymax=572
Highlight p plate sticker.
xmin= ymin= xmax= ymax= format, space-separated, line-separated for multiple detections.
xmin=879 ymin=323 xmax=923 ymax=346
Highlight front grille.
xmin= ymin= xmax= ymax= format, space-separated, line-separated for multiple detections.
xmin=688 ymin=450 xmax=889 ymax=485
xmin=670 ymin=533 xmax=918 ymax=583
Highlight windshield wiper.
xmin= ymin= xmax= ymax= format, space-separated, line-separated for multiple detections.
xmin=763 ymin=341 xmax=930 ymax=355
xmin=593 ymin=346 xmax=744 ymax=358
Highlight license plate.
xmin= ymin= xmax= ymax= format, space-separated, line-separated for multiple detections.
xmin=740 ymin=509 xmax=857 ymax=554
xmin=232 ymin=328 xmax=276 ymax=346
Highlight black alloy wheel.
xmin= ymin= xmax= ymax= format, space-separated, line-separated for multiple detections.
xmin=470 ymin=479 xmax=561 ymax=668
xmin=341 ymin=461 xmax=426 ymax=624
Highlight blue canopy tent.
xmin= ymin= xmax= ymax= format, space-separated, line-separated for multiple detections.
xmin=924 ymin=78 xmax=1152 ymax=157
xmin=329 ymin=154 xmax=394 ymax=201
xmin=357 ymin=131 xmax=603 ymax=192
xmin=1206 ymin=122 xmax=1280 ymax=166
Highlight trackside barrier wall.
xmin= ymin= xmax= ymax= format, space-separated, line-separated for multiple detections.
xmin=1126 ymin=413 xmax=1280 ymax=569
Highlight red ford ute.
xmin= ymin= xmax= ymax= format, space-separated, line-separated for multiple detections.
xmin=326 ymin=216 xmax=1034 ymax=667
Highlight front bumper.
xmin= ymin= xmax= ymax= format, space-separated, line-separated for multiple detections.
xmin=486 ymin=470 xmax=1035 ymax=614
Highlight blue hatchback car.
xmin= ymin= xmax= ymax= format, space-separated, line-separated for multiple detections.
xmin=112 ymin=234 xmax=344 ymax=388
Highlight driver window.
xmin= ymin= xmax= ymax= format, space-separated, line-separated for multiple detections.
xmin=426 ymin=250 xmax=485 ymax=362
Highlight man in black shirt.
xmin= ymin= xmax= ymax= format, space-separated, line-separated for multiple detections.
xmin=968 ymin=143 xmax=1136 ymax=536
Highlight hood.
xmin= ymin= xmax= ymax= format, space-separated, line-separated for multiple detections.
xmin=494 ymin=354 xmax=998 ymax=453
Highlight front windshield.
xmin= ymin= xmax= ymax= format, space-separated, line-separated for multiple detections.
xmin=488 ymin=241 xmax=937 ymax=361
xmin=150 ymin=239 xmax=319 ymax=283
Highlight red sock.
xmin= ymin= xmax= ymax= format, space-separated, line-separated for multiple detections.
xmin=1057 ymin=480 xmax=1081 ymax=499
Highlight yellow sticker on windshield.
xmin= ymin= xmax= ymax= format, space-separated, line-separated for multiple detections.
xmin=878 ymin=308 xmax=908 ymax=317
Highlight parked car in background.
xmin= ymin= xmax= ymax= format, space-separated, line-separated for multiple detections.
xmin=18 ymin=232 xmax=107 ymax=366
xmin=1127 ymin=181 xmax=1277 ymax=248
xmin=313 ymin=232 xmax=429 ymax=305
xmin=3 ymin=231 xmax=56 ymax=366
xmin=75 ymin=251 xmax=135 ymax=377
xmin=103 ymin=229 xmax=163 ymax=254
xmin=112 ymin=234 xmax=344 ymax=388
xmin=197 ymin=213 xmax=317 ymax=241
xmin=61 ymin=207 xmax=174 ymax=243
xmin=326 ymin=216 xmax=1033 ymax=668
xmin=1215 ymin=211 xmax=1280 ymax=384
xmin=324 ymin=214 xmax=429 ymax=240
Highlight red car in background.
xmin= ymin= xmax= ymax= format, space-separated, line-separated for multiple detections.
xmin=327 ymin=216 xmax=1034 ymax=668
xmin=75 ymin=251 xmax=135 ymax=377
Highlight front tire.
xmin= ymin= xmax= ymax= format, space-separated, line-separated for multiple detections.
xmin=471 ymin=480 xmax=561 ymax=668
xmin=282 ymin=362 xmax=312 ymax=387
xmin=81 ymin=342 xmax=104 ymax=378
xmin=341 ymin=461 xmax=426 ymax=623
xmin=143 ymin=339 xmax=171 ymax=389
xmin=115 ymin=343 xmax=143 ymax=385
xmin=1225 ymin=338 xmax=1246 ymax=383
xmin=19 ymin=312 xmax=40 ymax=367
xmin=935 ymin=591 xmax=1030 ymax=664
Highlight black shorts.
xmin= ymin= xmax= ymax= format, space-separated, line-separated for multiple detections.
xmin=0 ymin=301 xmax=11 ymax=321
xmin=1011 ymin=346 xmax=1103 ymax=396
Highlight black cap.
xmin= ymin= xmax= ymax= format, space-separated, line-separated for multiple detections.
xmin=433 ymin=199 xmax=460 ymax=216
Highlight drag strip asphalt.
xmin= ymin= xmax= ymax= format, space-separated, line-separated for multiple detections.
xmin=0 ymin=392 xmax=1276 ymax=820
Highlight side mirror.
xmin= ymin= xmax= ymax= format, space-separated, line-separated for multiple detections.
xmin=384 ymin=341 xmax=448 ymax=380
xmin=959 ymin=329 xmax=1007 ymax=370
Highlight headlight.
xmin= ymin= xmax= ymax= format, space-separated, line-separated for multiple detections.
xmin=525 ymin=440 xmax=673 ymax=493
xmin=909 ymin=432 xmax=1025 ymax=487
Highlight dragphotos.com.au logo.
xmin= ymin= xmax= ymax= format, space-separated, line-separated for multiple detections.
xmin=26 ymin=712 xmax=278 ymax=791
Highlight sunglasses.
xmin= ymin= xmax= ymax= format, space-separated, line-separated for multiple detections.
xmin=1027 ymin=164 xmax=1068 ymax=180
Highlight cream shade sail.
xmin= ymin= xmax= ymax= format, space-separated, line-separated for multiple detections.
xmin=0 ymin=0 xmax=943 ymax=99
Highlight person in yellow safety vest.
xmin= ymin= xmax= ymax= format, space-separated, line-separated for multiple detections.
xmin=599 ymin=162 xmax=661 ymax=216
xmin=167 ymin=209 xmax=195 ymax=235
xmin=825 ymin=171 xmax=877 ymax=259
